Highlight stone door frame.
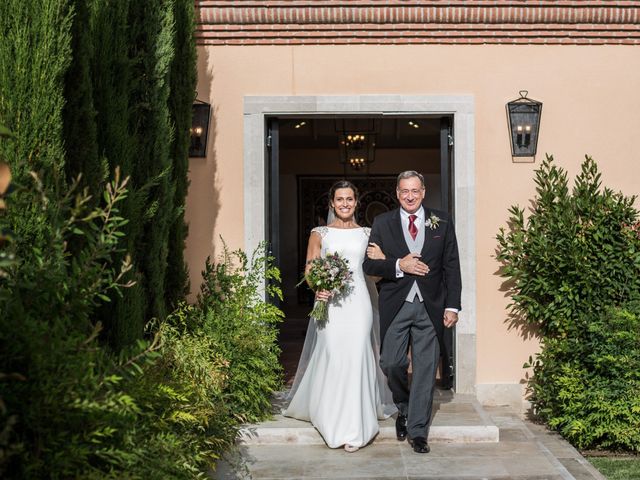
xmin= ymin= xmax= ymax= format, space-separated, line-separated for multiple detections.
xmin=243 ymin=95 xmax=477 ymax=395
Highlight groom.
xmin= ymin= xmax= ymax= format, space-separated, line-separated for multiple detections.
xmin=363 ymin=170 xmax=462 ymax=454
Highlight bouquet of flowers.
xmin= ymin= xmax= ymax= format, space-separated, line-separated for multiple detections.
xmin=301 ymin=252 xmax=353 ymax=328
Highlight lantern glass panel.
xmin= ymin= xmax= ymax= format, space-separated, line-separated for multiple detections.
xmin=507 ymin=98 xmax=542 ymax=157
xmin=190 ymin=102 xmax=211 ymax=157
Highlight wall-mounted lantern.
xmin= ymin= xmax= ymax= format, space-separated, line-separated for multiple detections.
xmin=506 ymin=90 xmax=542 ymax=158
xmin=189 ymin=99 xmax=211 ymax=157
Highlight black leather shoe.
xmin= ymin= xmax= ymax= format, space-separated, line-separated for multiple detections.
xmin=395 ymin=414 xmax=408 ymax=441
xmin=408 ymin=436 xmax=430 ymax=454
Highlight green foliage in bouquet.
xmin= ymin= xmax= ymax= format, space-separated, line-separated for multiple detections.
xmin=300 ymin=252 xmax=353 ymax=328
xmin=197 ymin=242 xmax=284 ymax=423
xmin=497 ymin=155 xmax=640 ymax=452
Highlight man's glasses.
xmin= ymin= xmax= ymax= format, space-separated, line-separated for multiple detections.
xmin=397 ymin=188 xmax=424 ymax=197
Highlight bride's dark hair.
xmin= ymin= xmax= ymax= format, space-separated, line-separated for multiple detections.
xmin=328 ymin=180 xmax=359 ymax=205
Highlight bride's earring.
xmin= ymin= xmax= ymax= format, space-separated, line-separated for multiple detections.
xmin=326 ymin=204 xmax=337 ymax=224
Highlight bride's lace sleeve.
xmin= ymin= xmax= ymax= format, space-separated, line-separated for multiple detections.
xmin=311 ymin=226 xmax=329 ymax=238
xmin=363 ymin=227 xmax=371 ymax=237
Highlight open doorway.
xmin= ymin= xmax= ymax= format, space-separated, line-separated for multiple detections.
xmin=267 ymin=115 xmax=455 ymax=389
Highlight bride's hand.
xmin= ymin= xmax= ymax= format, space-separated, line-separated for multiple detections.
xmin=366 ymin=242 xmax=386 ymax=260
xmin=315 ymin=290 xmax=332 ymax=301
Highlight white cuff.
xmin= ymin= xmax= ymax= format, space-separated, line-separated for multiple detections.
xmin=445 ymin=308 xmax=459 ymax=314
xmin=395 ymin=259 xmax=404 ymax=278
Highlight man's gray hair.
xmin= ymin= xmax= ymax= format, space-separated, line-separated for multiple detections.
xmin=396 ymin=170 xmax=425 ymax=188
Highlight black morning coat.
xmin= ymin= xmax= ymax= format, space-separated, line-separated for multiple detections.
xmin=362 ymin=206 xmax=462 ymax=348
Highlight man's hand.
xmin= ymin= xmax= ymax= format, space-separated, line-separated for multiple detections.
xmin=399 ymin=253 xmax=430 ymax=276
xmin=444 ymin=310 xmax=458 ymax=328
xmin=366 ymin=242 xmax=386 ymax=260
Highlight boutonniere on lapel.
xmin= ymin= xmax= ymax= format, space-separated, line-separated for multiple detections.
xmin=425 ymin=213 xmax=441 ymax=230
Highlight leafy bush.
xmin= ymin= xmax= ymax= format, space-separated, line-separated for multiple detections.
xmin=105 ymin=245 xmax=286 ymax=477
xmin=91 ymin=313 xmax=236 ymax=479
xmin=91 ymin=245 xmax=285 ymax=477
xmin=497 ymin=155 xmax=640 ymax=452
xmin=1 ymin=166 xmax=284 ymax=476
xmin=527 ymin=304 xmax=640 ymax=451
xmin=197 ymin=243 xmax=284 ymax=422
xmin=0 ymin=170 xmax=138 ymax=477
xmin=497 ymin=155 xmax=640 ymax=338
xmin=1 ymin=1 xmax=281 ymax=475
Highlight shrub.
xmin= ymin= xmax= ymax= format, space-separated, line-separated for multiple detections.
xmin=1 ymin=167 xmax=283 ymax=477
xmin=528 ymin=303 xmax=640 ymax=451
xmin=497 ymin=155 xmax=640 ymax=452
xmin=100 ymin=244 xmax=286 ymax=477
xmin=94 ymin=312 xmax=235 ymax=478
xmin=197 ymin=243 xmax=284 ymax=422
xmin=165 ymin=0 xmax=197 ymax=311
xmin=497 ymin=155 xmax=640 ymax=338
xmin=111 ymin=243 xmax=287 ymax=477
xmin=91 ymin=0 xmax=198 ymax=349
xmin=0 ymin=170 xmax=138 ymax=477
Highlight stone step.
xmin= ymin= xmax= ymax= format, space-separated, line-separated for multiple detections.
xmin=239 ymin=393 xmax=499 ymax=445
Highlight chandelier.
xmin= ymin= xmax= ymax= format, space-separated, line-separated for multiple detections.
xmin=337 ymin=119 xmax=378 ymax=173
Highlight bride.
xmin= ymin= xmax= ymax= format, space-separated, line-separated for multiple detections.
xmin=284 ymin=180 xmax=395 ymax=452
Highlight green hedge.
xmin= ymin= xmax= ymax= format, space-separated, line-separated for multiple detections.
xmin=529 ymin=304 xmax=640 ymax=451
xmin=1 ymin=1 xmax=283 ymax=477
xmin=89 ymin=0 xmax=197 ymax=347
xmin=0 ymin=0 xmax=72 ymax=250
xmin=497 ymin=155 xmax=640 ymax=452
xmin=0 ymin=168 xmax=282 ymax=476
xmin=197 ymin=244 xmax=284 ymax=422
xmin=165 ymin=0 xmax=196 ymax=311
xmin=90 ymin=0 xmax=148 ymax=348
xmin=1 ymin=0 xmax=196 ymax=350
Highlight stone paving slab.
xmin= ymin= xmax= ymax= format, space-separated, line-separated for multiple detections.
xmin=213 ymin=402 xmax=606 ymax=480
xmin=239 ymin=417 xmax=500 ymax=446
xmin=240 ymin=393 xmax=499 ymax=446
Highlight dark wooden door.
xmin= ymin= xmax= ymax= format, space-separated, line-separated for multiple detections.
xmin=266 ymin=117 xmax=281 ymax=305
xmin=440 ymin=115 xmax=455 ymax=390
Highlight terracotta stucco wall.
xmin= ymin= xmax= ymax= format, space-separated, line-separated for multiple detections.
xmin=187 ymin=44 xmax=640 ymax=403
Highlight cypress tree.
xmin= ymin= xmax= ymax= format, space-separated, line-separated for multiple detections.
xmin=89 ymin=0 xmax=196 ymax=347
xmin=62 ymin=0 xmax=103 ymax=200
xmin=0 ymin=0 xmax=73 ymax=251
xmin=90 ymin=0 xmax=147 ymax=348
xmin=127 ymin=0 xmax=176 ymax=321
xmin=165 ymin=0 xmax=196 ymax=309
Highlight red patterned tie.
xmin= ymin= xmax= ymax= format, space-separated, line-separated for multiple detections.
xmin=408 ymin=214 xmax=418 ymax=240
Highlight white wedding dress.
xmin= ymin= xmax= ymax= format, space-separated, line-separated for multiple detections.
xmin=284 ymin=226 xmax=396 ymax=449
